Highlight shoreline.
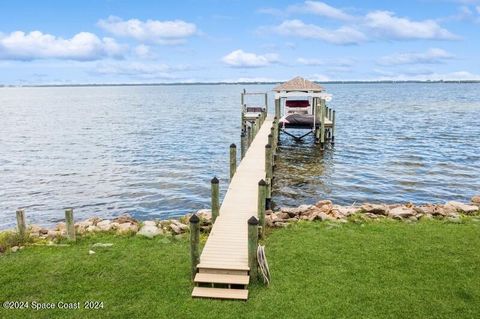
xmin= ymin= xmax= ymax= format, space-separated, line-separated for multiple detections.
xmin=2 ymin=196 xmax=479 ymax=254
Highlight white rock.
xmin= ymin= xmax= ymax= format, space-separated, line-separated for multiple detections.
xmin=143 ymin=221 xmax=157 ymax=227
xmin=388 ymin=207 xmax=415 ymax=219
xmin=171 ymin=220 xmax=189 ymax=231
xmin=445 ymin=201 xmax=478 ymax=214
xmin=88 ymin=250 xmax=96 ymax=255
xmin=116 ymin=223 xmax=138 ymax=234
xmin=86 ymin=225 xmax=100 ymax=233
xmin=11 ymin=246 xmax=19 ymax=253
xmin=362 ymin=203 xmax=389 ymax=215
xmin=137 ymin=225 xmax=162 ymax=238
xmin=97 ymin=220 xmax=113 ymax=231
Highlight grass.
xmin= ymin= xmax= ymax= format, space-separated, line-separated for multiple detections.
xmin=0 ymin=218 xmax=479 ymax=318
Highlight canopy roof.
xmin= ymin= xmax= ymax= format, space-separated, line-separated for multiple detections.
xmin=273 ymin=76 xmax=324 ymax=93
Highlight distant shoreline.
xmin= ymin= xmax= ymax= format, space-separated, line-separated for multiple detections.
xmin=1 ymin=80 xmax=480 ymax=88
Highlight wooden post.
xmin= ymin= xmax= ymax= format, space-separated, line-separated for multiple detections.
xmin=268 ymin=133 xmax=273 ymax=152
xmin=257 ymin=180 xmax=267 ymax=238
xmin=247 ymin=125 xmax=252 ymax=147
xmin=211 ymin=177 xmax=219 ymax=223
xmin=252 ymin=121 xmax=257 ymax=138
xmin=189 ymin=214 xmax=200 ymax=280
xmin=229 ymin=143 xmax=237 ymax=180
xmin=332 ymin=110 xmax=336 ymax=144
xmin=65 ymin=208 xmax=76 ymax=241
xmin=248 ymin=216 xmax=259 ymax=282
xmin=16 ymin=209 xmax=26 ymax=241
xmin=240 ymin=131 xmax=246 ymax=159
xmin=265 ymin=144 xmax=272 ymax=180
xmin=314 ymin=98 xmax=320 ymax=144
xmin=255 ymin=116 xmax=260 ymax=136
xmin=264 ymin=93 xmax=268 ymax=114
xmin=265 ymin=144 xmax=273 ymax=205
xmin=241 ymin=110 xmax=245 ymax=132
xmin=275 ymin=98 xmax=281 ymax=119
xmin=320 ymin=99 xmax=326 ymax=148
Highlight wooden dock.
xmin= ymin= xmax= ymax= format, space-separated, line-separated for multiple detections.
xmin=191 ymin=114 xmax=274 ymax=300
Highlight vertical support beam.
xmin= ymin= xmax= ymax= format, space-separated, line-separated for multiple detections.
xmin=247 ymin=125 xmax=252 ymax=147
xmin=211 ymin=177 xmax=219 ymax=223
xmin=248 ymin=216 xmax=259 ymax=283
xmin=320 ymin=99 xmax=326 ymax=148
xmin=252 ymin=121 xmax=257 ymax=138
xmin=240 ymin=132 xmax=246 ymax=159
xmin=275 ymin=98 xmax=281 ymax=119
xmin=332 ymin=110 xmax=336 ymax=144
xmin=265 ymin=144 xmax=273 ymax=208
xmin=314 ymin=98 xmax=320 ymax=144
xmin=16 ymin=209 xmax=26 ymax=241
xmin=241 ymin=110 xmax=245 ymax=132
xmin=274 ymin=116 xmax=279 ymax=143
xmin=268 ymin=133 xmax=273 ymax=152
xmin=189 ymin=214 xmax=200 ymax=280
xmin=65 ymin=208 xmax=76 ymax=241
xmin=229 ymin=143 xmax=237 ymax=180
xmin=257 ymin=180 xmax=267 ymax=238
xmin=264 ymin=93 xmax=268 ymax=114
xmin=255 ymin=115 xmax=260 ymax=135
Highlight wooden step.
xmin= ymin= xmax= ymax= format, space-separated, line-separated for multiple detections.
xmin=192 ymin=287 xmax=248 ymax=300
xmin=198 ymin=268 xmax=248 ymax=276
xmin=194 ymin=273 xmax=249 ymax=285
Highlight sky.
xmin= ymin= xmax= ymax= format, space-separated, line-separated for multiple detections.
xmin=0 ymin=0 xmax=479 ymax=84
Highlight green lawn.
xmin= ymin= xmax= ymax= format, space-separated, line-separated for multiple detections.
xmin=1 ymin=219 xmax=479 ymax=319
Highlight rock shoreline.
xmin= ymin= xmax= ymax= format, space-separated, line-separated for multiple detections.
xmin=2 ymin=196 xmax=479 ymax=253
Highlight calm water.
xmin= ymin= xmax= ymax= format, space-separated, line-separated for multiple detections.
xmin=1 ymin=83 xmax=479 ymax=229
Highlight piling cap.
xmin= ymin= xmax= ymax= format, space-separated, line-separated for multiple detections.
xmin=258 ymin=179 xmax=267 ymax=186
xmin=268 ymin=134 xmax=273 ymax=138
xmin=265 ymin=144 xmax=271 ymax=149
xmin=211 ymin=176 xmax=219 ymax=184
xmin=189 ymin=214 xmax=200 ymax=224
xmin=230 ymin=143 xmax=236 ymax=148
xmin=248 ymin=216 xmax=259 ymax=225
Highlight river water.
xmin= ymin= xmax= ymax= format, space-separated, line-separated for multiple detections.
xmin=1 ymin=83 xmax=479 ymax=228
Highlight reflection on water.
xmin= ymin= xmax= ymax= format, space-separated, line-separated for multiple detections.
xmin=273 ymin=83 xmax=480 ymax=207
xmin=0 ymin=83 xmax=479 ymax=228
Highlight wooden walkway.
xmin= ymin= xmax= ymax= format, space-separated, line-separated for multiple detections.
xmin=192 ymin=115 xmax=274 ymax=300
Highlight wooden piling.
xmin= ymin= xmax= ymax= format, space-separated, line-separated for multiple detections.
xmin=247 ymin=125 xmax=252 ymax=147
xmin=264 ymin=93 xmax=268 ymax=114
xmin=211 ymin=177 xmax=219 ymax=223
xmin=65 ymin=208 xmax=75 ymax=241
xmin=16 ymin=209 xmax=26 ymax=241
xmin=314 ymin=99 xmax=320 ymax=144
xmin=257 ymin=180 xmax=267 ymax=238
xmin=240 ymin=131 xmax=246 ymax=159
xmin=275 ymin=99 xmax=280 ymax=119
xmin=255 ymin=115 xmax=260 ymax=135
xmin=229 ymin=143 xmax=237 ymax=180
xmin=189 ymin=214 xmax=200 ymax=280
xmin=265 ymin=144 xmax=272 ymax=180
xmin=332 ymin=110 xmax=336 ymax=143
xmin=320 ymin=99 xmax=326 ymax=148
xmin=247 ymin=216 xmax=259 ymax=282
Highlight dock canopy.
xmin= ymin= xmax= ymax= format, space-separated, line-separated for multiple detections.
xmin=273 ymin=76 xmax=324 ymax=93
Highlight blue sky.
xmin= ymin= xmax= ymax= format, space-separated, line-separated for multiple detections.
xmin=0 ymin=0 xmax=479 ymax=84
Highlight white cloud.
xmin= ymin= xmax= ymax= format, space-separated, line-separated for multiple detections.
xmin=364 ymin=11 xmax=459 ymax=40
xmin=379 ymin=48 xmax=454 ymax=66
xmin=133 ymin=44 xmax=153 ymax=58
xmin=293 ymin=1 xmax=353 ymax=21
xmin=97 ymin=16 xmax=197 ymax=44
xmin=222 ymin=50 xmax=279 ymax=68
xmin=273 ymin=19 xmax=366 ymax=44
xmin=297 ymin=57 xmax=324 ymax=65
xmin=0 ymin=31 xmax=123 ymax=61
xmin=262 ymin=3 xmax=458 ymax=44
